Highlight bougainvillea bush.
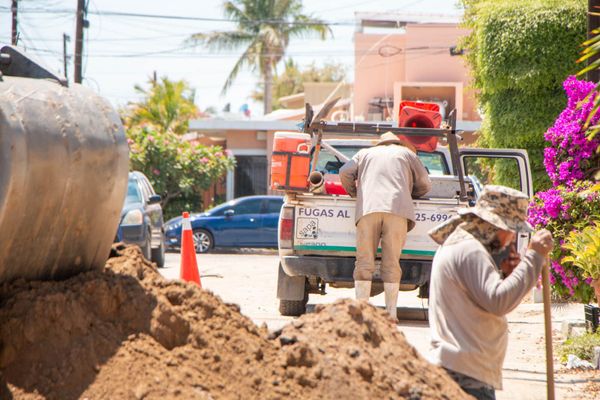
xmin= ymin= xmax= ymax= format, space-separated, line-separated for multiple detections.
xmin=528 ymin=76 xmax=600 ymax=303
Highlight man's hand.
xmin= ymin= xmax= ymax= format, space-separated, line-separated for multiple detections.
xmin=528 ymin=229 xmax=553 ymax=257
xmin=500 ymin=243 xmax=521 ymax=277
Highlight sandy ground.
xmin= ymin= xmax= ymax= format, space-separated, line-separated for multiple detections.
xmin=161 ymin=250 xmax=600 ymax=400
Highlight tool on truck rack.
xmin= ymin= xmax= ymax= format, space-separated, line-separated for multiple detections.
xmin=301 ymin=98 xmax=468 ymax=201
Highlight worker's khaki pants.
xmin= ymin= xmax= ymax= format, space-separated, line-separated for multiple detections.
xmin=353 ymin=212 xmax=408 ymax=283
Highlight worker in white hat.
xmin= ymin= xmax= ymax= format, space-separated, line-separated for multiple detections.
xmin=427 ymin=185 xmax=553 ymax=399
xmin=339 ymin=131 xmax=431 ymax=321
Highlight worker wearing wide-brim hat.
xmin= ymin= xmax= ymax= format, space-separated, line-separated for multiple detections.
xmin=427 ymin=185 xmax=553 ymax=400
xmin=339 ymin=131 xmax=431 ymax=321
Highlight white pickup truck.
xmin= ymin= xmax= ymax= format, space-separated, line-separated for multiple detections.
xmin=276 ymin=135 xmax=533 ymax=316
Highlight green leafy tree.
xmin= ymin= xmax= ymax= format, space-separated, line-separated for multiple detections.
xmin=124 ymin=76 xmax=198 ymax=135
xmin=460 ymin=0 xmax=586 ymax=191
xmin=188 ymin=0 xmax=331 ymax=114
xmin=128 ymin=128 xmax=235 ymax=219
xmin=251 ymin=58 xmax=346 ymax=109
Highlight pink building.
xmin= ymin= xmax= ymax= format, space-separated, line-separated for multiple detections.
xmin=189 ymin=12 xmax=480 ymax=205
xmin=352 ymin=12 xmax=479 ymax=127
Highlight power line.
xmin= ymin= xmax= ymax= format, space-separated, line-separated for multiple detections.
xmin=19 ymin=45 xmax=448 ymax=59
xmin=0 ymin=6 xmax=357 ymax=26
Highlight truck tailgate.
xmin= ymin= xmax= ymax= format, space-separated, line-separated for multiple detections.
xmin=291 ymin=195 xmax=461 ymax=258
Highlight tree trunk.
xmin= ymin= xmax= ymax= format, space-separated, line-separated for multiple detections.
xmin=263 ymin=59 xmax=273 ymax=115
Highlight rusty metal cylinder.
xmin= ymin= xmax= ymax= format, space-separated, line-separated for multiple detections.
xmin=0 ymin=76 xmax=129 ymax=283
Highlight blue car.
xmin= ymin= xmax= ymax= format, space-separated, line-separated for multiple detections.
xmin=164 ymin=195 xmax=284 ymax=253
xmin=116 ymin=172 xmax=165 ymax=267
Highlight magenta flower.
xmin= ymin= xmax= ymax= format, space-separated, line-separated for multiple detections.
xmin=529 ymin=76 xmax=600 ymax=303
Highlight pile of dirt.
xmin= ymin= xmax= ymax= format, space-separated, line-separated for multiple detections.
xmin=0 ymin=245 xmax=470 ymax=400
xmin=272 ymin=301 xmax=468 ymax=399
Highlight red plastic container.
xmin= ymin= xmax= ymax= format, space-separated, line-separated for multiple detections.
xmin=325 ymin=180 xmax=348 ymax=195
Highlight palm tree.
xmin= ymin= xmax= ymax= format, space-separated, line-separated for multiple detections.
xmin=188 ymin=0 xmax=331 ymax=114
xmin=126 ymin=76 xmax=198 ymax=135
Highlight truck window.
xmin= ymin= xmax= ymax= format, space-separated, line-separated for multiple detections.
xmin=314 ymin=146 xmax=364 ymax=173
xmin=463 ymin=156 xmax=522 ymax=192
xmin=315 ymin=145 xmax=449 ymax=176
xmin=417 ymin=151 xmax=449 ymax=176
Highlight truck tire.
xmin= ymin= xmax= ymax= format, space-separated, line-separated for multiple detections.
xmin=279 ymin=296 xmax=308 ymax=317
xmin=279 ymin=282 xmax=309 ymax=317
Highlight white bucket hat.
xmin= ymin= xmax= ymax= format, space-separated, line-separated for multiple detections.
xmin=375 ymin=132 xmax=416 ymax=152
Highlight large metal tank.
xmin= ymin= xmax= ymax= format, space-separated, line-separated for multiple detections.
xmin=0 ymin=46 xmax=129 ymax=283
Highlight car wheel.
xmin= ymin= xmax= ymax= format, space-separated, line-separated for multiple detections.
xmin=151 ymin=237 xmax=166 ymax=268
xmin=141 ymin=233 xmax=152 ymax=261
xmin=192 ymin=229 xmax=213 ymax=253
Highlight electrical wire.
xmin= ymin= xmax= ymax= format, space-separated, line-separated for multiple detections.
xmin=0 ymin=6 xmax=358 ymax=26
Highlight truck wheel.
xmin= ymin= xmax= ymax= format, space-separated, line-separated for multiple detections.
xmin=279 ymin=282 xmax=308 ymax=317
xmin=151 ymin=237 xmax=166 ymax=268
xmin=279 ymin=297 xmax=308 ymax=317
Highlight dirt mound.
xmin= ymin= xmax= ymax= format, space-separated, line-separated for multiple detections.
xmin=0 ymin=245 xmax=470 ymax=400
xmin=273 ymin=301 xmax=469 ymax=399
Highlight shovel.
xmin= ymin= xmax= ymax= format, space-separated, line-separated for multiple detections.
xmin=541 ymin=256 xmax=555 ymax=400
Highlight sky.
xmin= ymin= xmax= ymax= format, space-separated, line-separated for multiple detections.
xmin=0 ymin=0 xmax=462 ymax=117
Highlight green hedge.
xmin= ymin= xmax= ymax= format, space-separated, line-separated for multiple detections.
xmin=462 ymin=0 xmax=586 ymax=191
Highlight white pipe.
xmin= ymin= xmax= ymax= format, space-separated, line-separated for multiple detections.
xmin=309 ymin=171 xmax=325 ymax=193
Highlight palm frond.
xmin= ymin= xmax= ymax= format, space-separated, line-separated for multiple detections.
xmin=220 ymin=39 xmax=260 ymax=95
xmin=187 ymin=31 xmax=254 ymax=51
xmin=577 ymin=58 xmax=600 ymax=77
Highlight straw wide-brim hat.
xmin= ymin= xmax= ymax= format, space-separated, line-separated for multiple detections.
xmin=428 ymin=185 xmax=534 ymax=245
xmin=376 ymin=132 xmax=416 ymax=152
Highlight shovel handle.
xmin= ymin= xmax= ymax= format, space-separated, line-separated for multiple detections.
xmin=541 ymin=256 xmax=555 ymax=400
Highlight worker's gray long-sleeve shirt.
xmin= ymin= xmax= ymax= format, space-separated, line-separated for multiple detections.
xmin=338 ymin=144 xmax=431 ymax=231
xmin=428 ymin=236 xmax=545 ymax=389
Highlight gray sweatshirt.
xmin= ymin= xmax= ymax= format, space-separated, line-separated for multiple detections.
xmin=339 ymin=144 xmax=431 ymax=231
xmin=428 ymin=236 xmax=545 ymax=389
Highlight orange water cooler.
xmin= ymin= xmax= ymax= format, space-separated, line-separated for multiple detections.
xmin=270 ymin=132 xmax=311 ymax=191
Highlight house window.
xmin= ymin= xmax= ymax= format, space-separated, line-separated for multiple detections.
xmin=234 ymin=155 xmax=267 ymax=197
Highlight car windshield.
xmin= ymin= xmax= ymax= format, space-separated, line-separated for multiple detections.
xmin=125 ymin=178 xmax=143 ymax=204
xmin=314 ymin=145 xmax=449 ymax=176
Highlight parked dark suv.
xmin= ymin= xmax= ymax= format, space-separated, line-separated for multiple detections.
xmin=116 ymin=171 xmax=165 ymax=267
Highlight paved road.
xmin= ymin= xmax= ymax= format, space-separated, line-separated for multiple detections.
xmin=160 ymin=251 xmax=594 ymax=400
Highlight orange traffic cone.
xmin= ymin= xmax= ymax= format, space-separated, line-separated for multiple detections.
xmin=180 ymin=212 xmax=202 ymax=287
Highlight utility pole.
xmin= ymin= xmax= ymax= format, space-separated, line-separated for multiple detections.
xmin=588 ymin=0 xmax=600 ymax=83
xmin=74 ymin=0 xmax=87 ymax=84
xmin=63 ymin=33 xmax=71 ymax=82
xmin=11 ymin=0 xmax=18 ymax=45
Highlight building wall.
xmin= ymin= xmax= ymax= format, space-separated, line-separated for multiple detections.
xmin=353 ymin=23 xmax=479 ymax=122
xmin=354 ymin=32 xmax=406 ymax=119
